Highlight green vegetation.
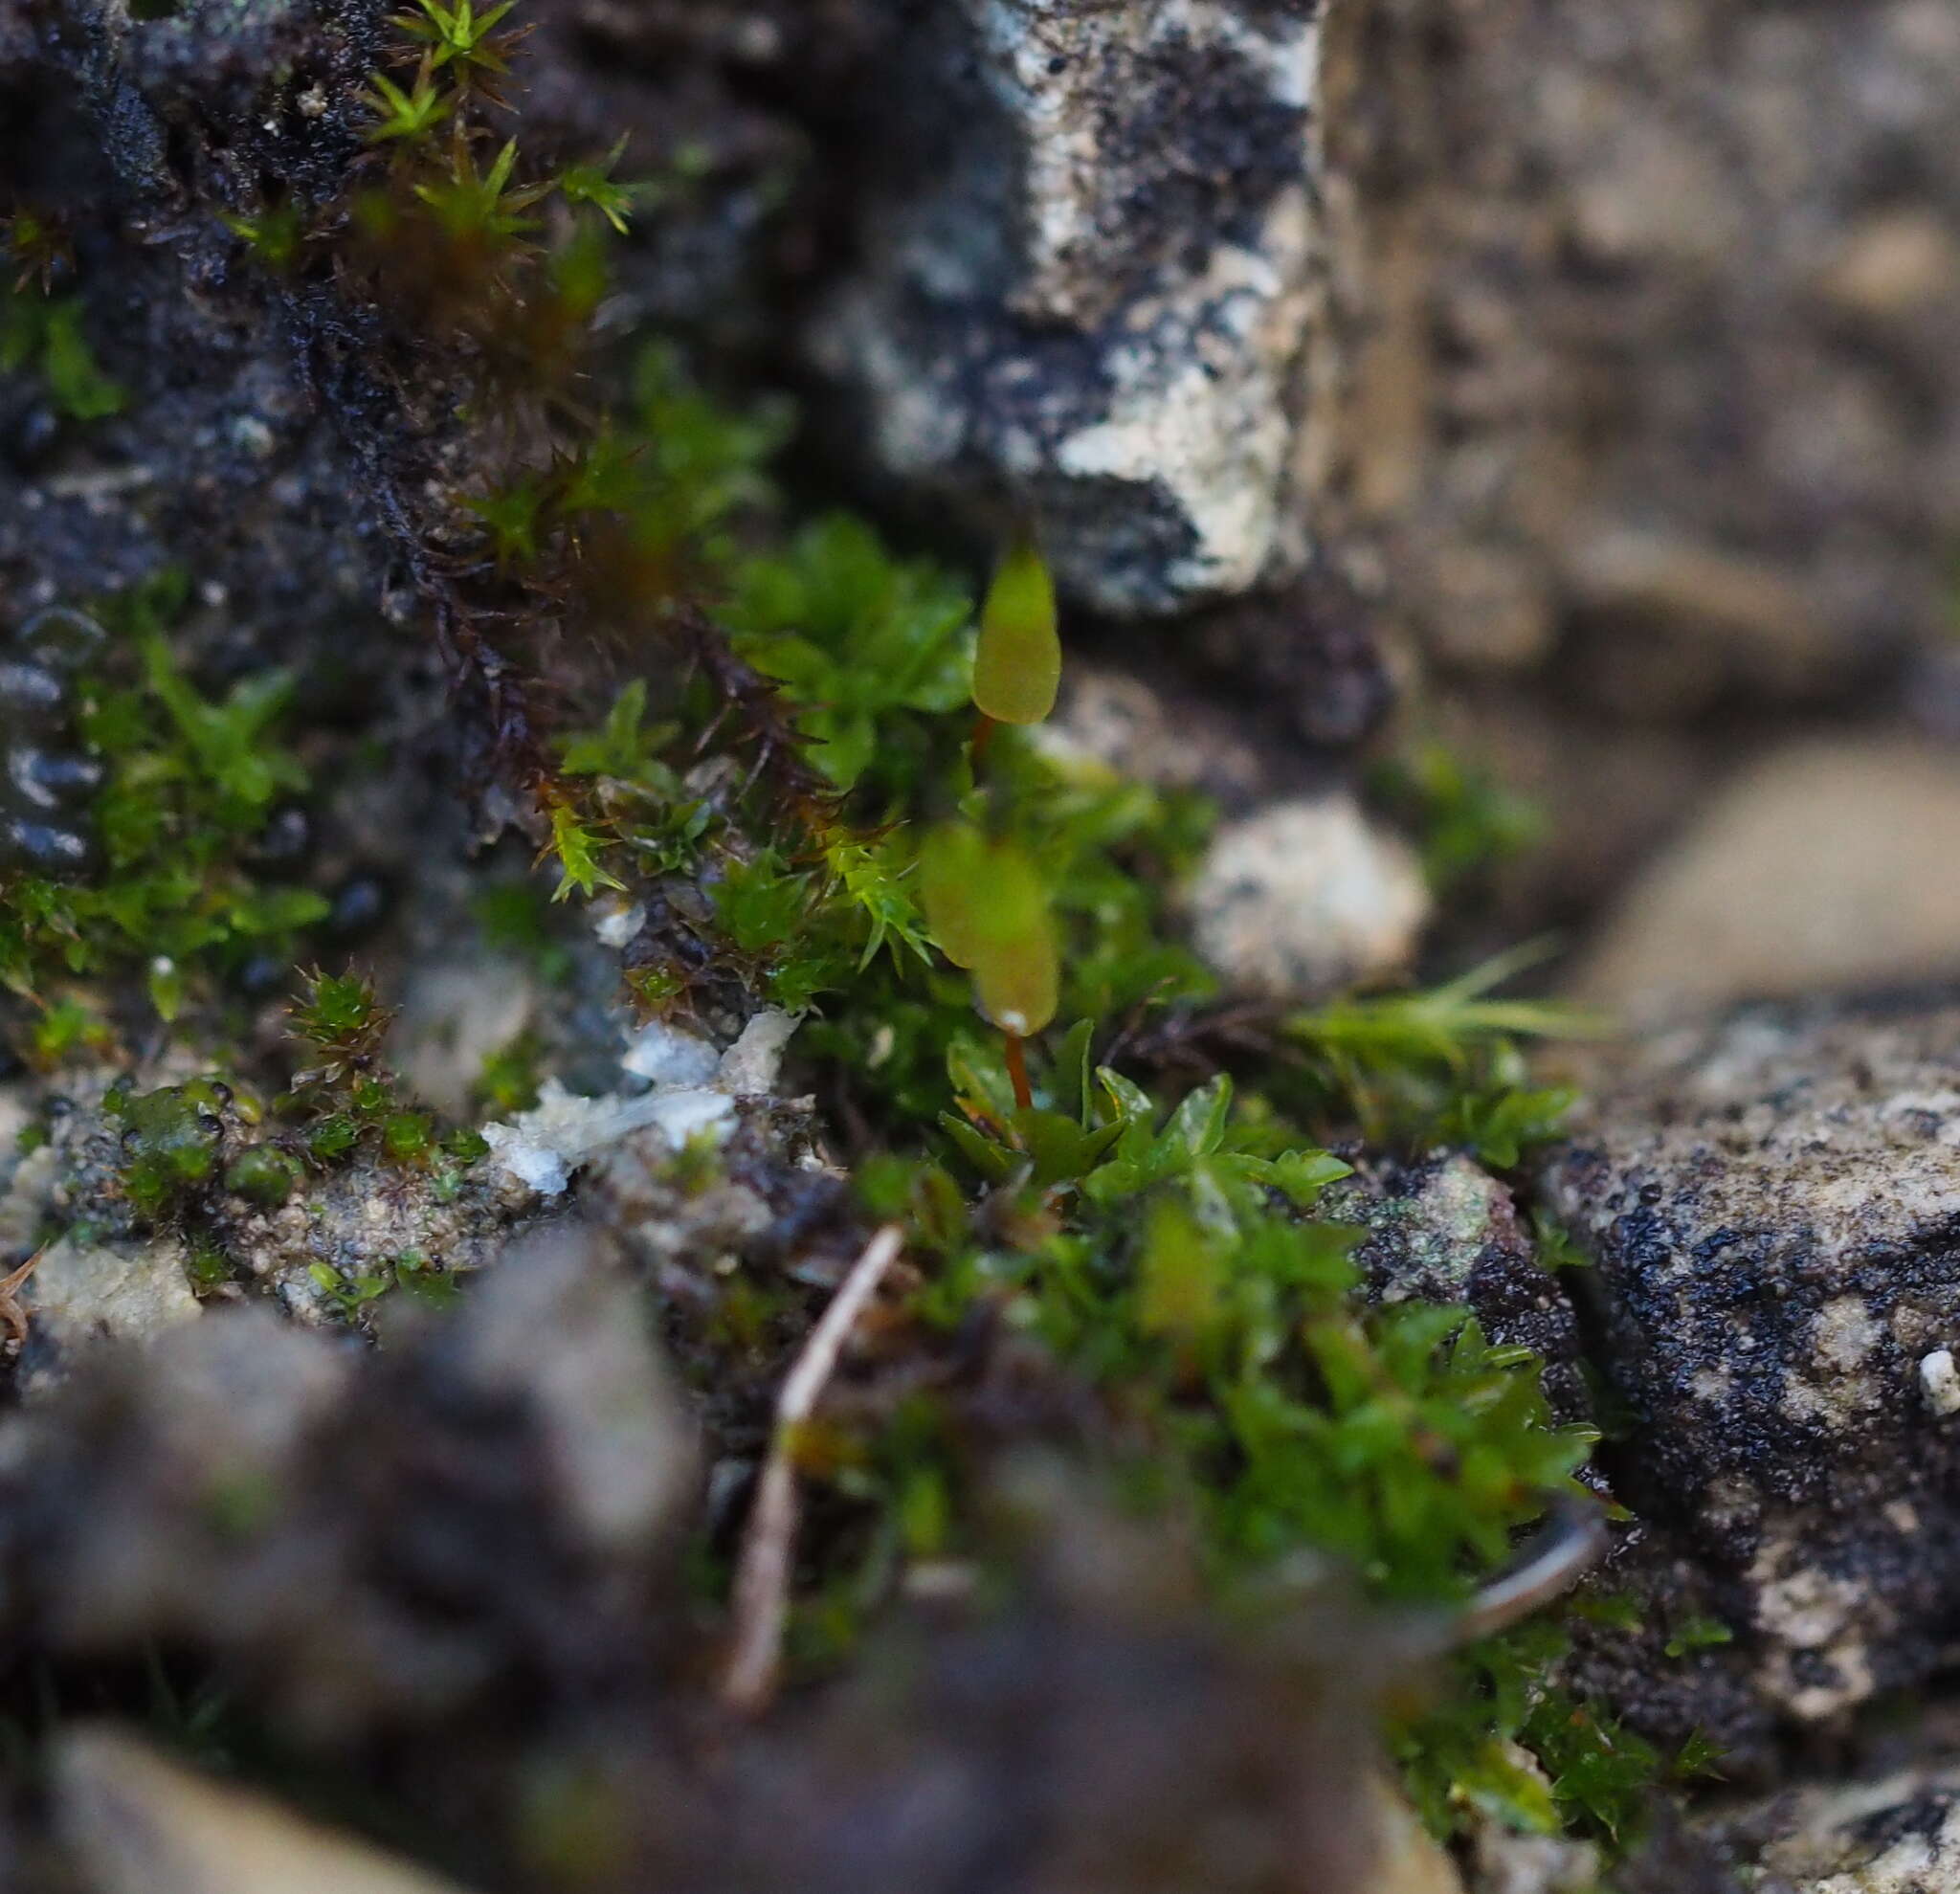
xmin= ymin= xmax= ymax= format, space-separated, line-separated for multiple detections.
xmin=1372 ymin=739 xmax=1546 ymax=894
xmin=972 ymin=535 xmax=1061 ymax=727
xmin=0 ymin=0 xmax=1668 ymax=1864
xmin=0 ymin=282 xmax=124 ymax=420
xmin=0 ymin=574 xmax=327 ymax=1012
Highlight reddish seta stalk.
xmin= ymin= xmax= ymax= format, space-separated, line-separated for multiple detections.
xmin=1004 ymin=1030 xmax=1033 ymax=1112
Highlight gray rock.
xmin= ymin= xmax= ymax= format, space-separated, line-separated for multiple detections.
xmin=813 ymin=0 xmax=1334 ymax=616
xmin=17 ymin=1230 xmax=203 ymax=1395
xmin=1541 ymin=994 xmax=1960 ymax=1723
xmin=1341 ymin=0 xmax=1960 ymax=696
xmin=1034 ymin=662 xmax=1274 ymax=810
xmin=1713 ymin=1761 xmax=1960 ymax=1894
xmin=1326 ymin=1151 xmax=1586 ymax=1418
xmin=1185 ymin=795 xmax=1430 ymax=1001
xmin=0 ymin=1231 xmax=693 ymax=1738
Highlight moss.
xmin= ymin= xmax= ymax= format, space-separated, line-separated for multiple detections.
xmin=107 ymin=1078 xmax=233 ymax=1215
xmin=222 ymin=1145 xmax=302 ymax=1208
xmin=0 ymin=283 xmax=125 ymax=421
xmin=0 ymin=574 xmax=331 ymax=1015
xmin=2 ymin=0 xmax=1674 ymax=1866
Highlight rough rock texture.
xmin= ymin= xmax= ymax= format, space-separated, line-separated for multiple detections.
xmin=1325 ymin=1150 xmax=1588 ymax=1419
xmin=16 ymin=1230 xmax=203 ymax=1393
xmin=814 ymin=0 xmax=1337 ymax=617
xmin=0 ymin=1229 xmax=694 ymax=1741
xmin=1332 ymin=0 xmax=1960 ymax=699
xmin=0 ymin=0 xmax=396 ymax=649
xmin=1712 ymin=1760 xmax=1960 ymax=1894
xmin=1569 ymin=739 xmax=1960 ymax=1022
xmin=0 ymin=1064 xmax=536 ymax=1338
xmin=1541 ymin=994 xmax=1960 ymax=1725
xmin=1185 ymin=794 xmax=1430 ymax=1002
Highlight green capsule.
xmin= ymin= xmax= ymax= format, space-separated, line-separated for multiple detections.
xmin=972 ymin=537 xmax=1060 ymax=726
xmin=919 ymin=821 xmax=991 ymax=969
xmin=969 ymin=840 xmax=1058 ymax=1036
xmin=919 ymin=822 xmax=1060 ymax=1036
xmin=971 ymin=921 xmax=1058 ymax=1037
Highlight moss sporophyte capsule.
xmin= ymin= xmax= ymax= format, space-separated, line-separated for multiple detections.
xmin=919 ymin=822 xmax=1059 ymax=1038
xmin=972 ymin=537 xmax=1060 ymax=728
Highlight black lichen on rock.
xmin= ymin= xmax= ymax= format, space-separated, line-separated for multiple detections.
xmin=1543 ymin=992 xmax=1960 ymax=1725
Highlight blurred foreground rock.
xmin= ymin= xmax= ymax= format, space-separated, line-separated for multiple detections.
xmin=1542 ymin=994 xmax=1960 ymax=1726
xmin=0 ymin=1229 xmax=694 ymax=1740
xmin=1570 ymin=741 xmax=1960 ymax=1022
xmin=57 ymin=1727 xmax=479 ymax=1894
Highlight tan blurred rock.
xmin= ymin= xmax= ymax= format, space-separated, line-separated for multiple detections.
xmin=20 ymin=1232 xmax=201 ymax=1394
xmin=1817 ymin=211 xmax=1960 ymax=320
xmin=1564 ymin=528 xmax=1839 ymax=697
xmin=1569 ymin=739 xmax=1960 ymax=1021
xmin=1187 ymin=796 xmax=1432 ymax=1002
xmin=56 ymin=1726 xmax=479 ymax=1894
xmin=1366 ymin=1771 xmax=1466 ymax=1894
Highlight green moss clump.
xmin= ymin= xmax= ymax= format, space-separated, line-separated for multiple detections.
xmin=222 ymin=1145 xmax=303 ymax=1208
xmin=107 ymin=1078 xmax=233 ymax=1215
xmin=0 ymin=280 xmax=124 ymax=420
xmin=0 ymin=574 xmax=329 ymax=1015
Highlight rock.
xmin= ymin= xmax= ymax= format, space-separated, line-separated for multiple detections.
xmin=1569 ymin=741 xmax=1960 ymax=1023
xmin=814 ymin=0 xmax=1337 ymax=617
xmin=678 ymin=1480 xmax=1450 ymax=1894
xmin=0 ymin=1231 xmax=694 ymax=1738
xmin=446 ymin=1227 xmax=694 ymax=1561
xmin=1816 ymin=211 xmax=1960 ymax=323
xmin=1184 ymin=569 xmax=1398 ymax=750
xmin=1331 ymin=0 xmax=1960 ymax=694
xmin=390 ymin=952 xmax=539 ymax=1118
xmin=1368 ymin=1771 xmax=1467 ymax=1894
xmin=56 ymin=1725 xmax=479 ymax=1894
xmin=1186 ymin=796 xmax=1430 ymax=1002
xmin=1540 ymin=993 xmax=1960 ymax=1723
xmin=1033 ymin=659 xmax=1292 ymax=811
xmin=1714 ymin=1761 xmax=1960 ymax=1894
xmin=1563 ymin=530 xmax=1841 ymax=701
xmin=481 ymin=1009 xmax=800 ymax=1197
xmin=1463 ymin=1753 xmax=1599 ymax=1893
xmin=17 ymin=1230 xmax=202 ymax=1394
xmin=1325 ymin=1151 xmax=1587 ymax=1418
xmin=1552 ymin=1511 xmax=1779 ymax=1776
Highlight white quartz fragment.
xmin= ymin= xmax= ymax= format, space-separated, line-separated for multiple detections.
xmin=1921 ymin=1348 xmax=1960 ymax=1417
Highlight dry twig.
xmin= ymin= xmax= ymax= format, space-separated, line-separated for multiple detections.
xmin=0 ymin=1246 xmax=47 ymax=1351
xmin=721 ymin=1224 xmax=904 ymax=1713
